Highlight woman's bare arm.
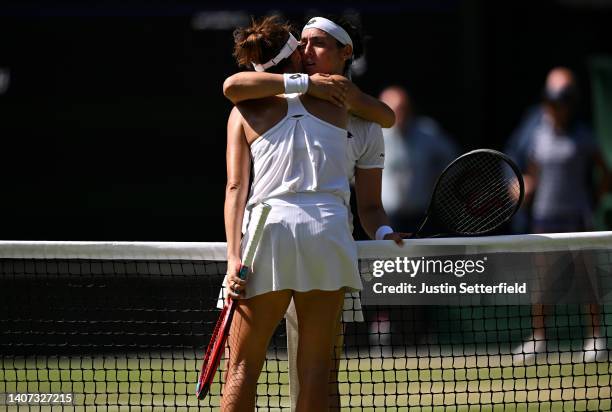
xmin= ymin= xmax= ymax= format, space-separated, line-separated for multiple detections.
xmin=223 ymin=72 xmax=286 ymax=104
xmin=223 ymin=71 xmax=347 ymax=107
xmin=354 ymin=168 xmax=406 ymax=244
xmin=223 ymin=72 xmax=394 ymax=127
xmin=346 ymin=87 xmax=396 ymax=128
xmin=224 ymin=107 xmax=251 ymax=295
xmin=311 ymin=76 xmax=393 ymax=128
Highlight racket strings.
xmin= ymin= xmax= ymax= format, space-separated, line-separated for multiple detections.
xmin=457 ymin=194 xmax=518 ymax=233
xmin=463 ymin=184 xmax=520 ymax=232
xmin=455 ymin=174 xmax=520 ymax=231
xmin=451 ymin=175 xmax=519 ymax=232
xmin=434 ymin=154 xmax=521 ymax=234
xmin=441 ymin=172 xmax=518 ymax=232
xmin=439 ymin=171 xmax=512 ymax=214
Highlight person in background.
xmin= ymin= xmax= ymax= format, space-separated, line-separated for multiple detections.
xmin=379 ymin=85 xmax=459 ymax=232
xmin=371 ymin=85 xmax=459 ymax=348
xmin=510 ymin=67 xmax=610 ymax=363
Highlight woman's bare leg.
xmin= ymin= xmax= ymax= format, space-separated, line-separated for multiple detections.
xmin=329 ymin=318 xmax=344 ymax=411
xmin=293 ymin=289 xmax=344 ymax=412
xmin=221 ymin=290 xmax=292 ymax=412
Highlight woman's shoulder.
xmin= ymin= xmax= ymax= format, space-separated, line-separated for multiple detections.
xmin=234 ymin=96 xmax=287 ymax=121
xmin=234 ymin=96 xmax=289 ymax=140
xmin=299 ymin=95 xmax=347 ymax=129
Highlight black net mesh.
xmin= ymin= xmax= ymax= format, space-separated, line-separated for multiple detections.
xmin=0 ymin=240 xmax=610 ymax=411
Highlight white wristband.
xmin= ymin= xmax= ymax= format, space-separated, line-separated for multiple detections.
xmin=375 ymin=225 xmax=394 ymax=240
xmin=283 ymin=73 xmax=309 ymax=94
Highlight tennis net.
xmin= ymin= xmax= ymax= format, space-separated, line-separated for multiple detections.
xmin=1 ymin=233 xmax=611 ymax=411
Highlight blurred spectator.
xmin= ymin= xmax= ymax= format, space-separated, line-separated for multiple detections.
xmin=510 ymin=67 xmax=610 ymax=363
xmin=370 ymin=86 xmax=459 ymax=349
xmin=379 ymin=86 xmax=459 ymax=232
xmin=504 ymin=104 xmax=542 ymax=234
xmin=505 ymin=67 xmax=611 ymax=233
xmin=526 ymin=68 xmax=609 ymax=233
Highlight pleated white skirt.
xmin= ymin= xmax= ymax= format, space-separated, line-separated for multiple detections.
xmin=239 ymin=193 xmax=362 ymax=299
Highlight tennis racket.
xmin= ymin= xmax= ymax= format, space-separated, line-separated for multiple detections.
xmin=196 ymin=203 xmax=271 ymax=400
xmin=411 ymin=149 xmax=524 ymax=238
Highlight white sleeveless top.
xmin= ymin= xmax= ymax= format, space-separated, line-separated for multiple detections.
xmin=246 ymin=95 xmax=350 ymax=209
xmin=216 ymin=95 xmax=362 ymax=305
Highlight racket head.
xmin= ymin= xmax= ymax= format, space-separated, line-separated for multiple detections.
xmin=196 ymin=202 xmax=271 ymax=400
xmin=196 ymin=300 xmax=235 ymax=399
xmin=425 ymin=149 xmax=524 ymax=236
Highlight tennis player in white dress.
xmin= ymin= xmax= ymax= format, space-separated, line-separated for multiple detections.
xmin=225 ymin=14 xmax=405 ymax=406
xmin=239 ymin=93 xmax=363 ymax=297
xmin=220 ymin=16 xmax=403 ymax=411
xmin=222 ymin=15 xmax=407 ymax=410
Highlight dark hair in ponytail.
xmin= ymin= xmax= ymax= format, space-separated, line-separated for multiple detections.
xmin=233 ymin=15 xmax=295 ymax=73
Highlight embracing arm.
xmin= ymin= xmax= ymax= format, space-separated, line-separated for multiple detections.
xmin=223 ymin=72 xmax=285 ymax=104
xmin=354 ymin=168 xmax=406 ymax=244
xmin=223 ymin=71 xmax=347 ymax=107
xmin=345 ymin=84 xmax=395 ymax=128
xmin=223 ymin=72 xmax=394 ymax=127
xmin=309 ymin=74 xmax=395 ymax=127
xmin=224 ymin=107 xmax=251 ymax=267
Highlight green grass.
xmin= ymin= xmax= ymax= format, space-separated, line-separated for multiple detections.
xmin=1 ymin=353 xmax=610 ymax=411
xmin=337 ymin=356 xmax=611 ymax=411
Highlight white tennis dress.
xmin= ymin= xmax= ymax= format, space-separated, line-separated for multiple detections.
xmin=232 ymin=96 xmax=363 ymax=300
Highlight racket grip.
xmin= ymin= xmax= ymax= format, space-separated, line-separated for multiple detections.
xmin=238 ymin=265 xmax=249 ymax=280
